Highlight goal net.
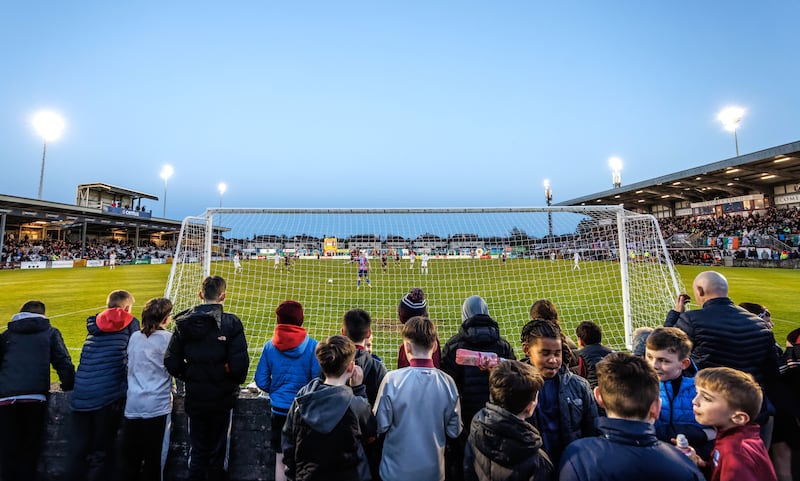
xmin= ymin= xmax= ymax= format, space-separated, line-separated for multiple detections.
xmin=165 ymin=207 xmax=681 ymax=372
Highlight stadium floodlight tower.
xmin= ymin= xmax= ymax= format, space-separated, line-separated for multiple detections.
xmin=543 ymin=179 xmax=553 ymax=237
xmin=609 ymin=157 xmax=623 ymax=189
xmin=218 ymin=182 xmax=227 ymax=208
xmin=32 ymin=111 xmax=65 ymax=200
xmin=160 ymin=164 xmax=174 ymax=218
xmin=717 ymin=106 xmax=744 ymax=156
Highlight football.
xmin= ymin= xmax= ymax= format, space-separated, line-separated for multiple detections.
xmin=327 ymin=278 xmax=333 ymax=283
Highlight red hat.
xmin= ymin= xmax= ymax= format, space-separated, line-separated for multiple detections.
xmin=276 ymin=300 xmax=304 ymax=326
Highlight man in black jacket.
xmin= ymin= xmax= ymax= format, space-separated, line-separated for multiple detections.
xmin=0 ymin=300 xmax=75 ymax=481
xmin=165 ymin=276 xmax=249 ymax=481
xmin=665 ymin=271 xmax=780 ymax=441
xmin=442 ymin=295 xmax=516 ymax=481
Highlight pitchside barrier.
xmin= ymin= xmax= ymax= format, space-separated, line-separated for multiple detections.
xmin=166 ymin=207 xmax=682 ymax=372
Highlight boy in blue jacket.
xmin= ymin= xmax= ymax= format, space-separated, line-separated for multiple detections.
xmin=66 ymin=289 xmax=140 ymax=481
xmin=645 ymin=327 xmax=715 ymax=457
xmin=255 ymin=300 xmax=320 ymax=481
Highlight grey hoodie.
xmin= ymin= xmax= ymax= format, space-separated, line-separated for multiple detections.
xmin=283 ymin=378 xmax=377 ymax=481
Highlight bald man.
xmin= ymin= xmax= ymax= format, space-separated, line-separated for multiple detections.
xmin=666 ymin=271 xmax=778 ymax=383
xmin=665 ymin=271 xmax=780 ymax=437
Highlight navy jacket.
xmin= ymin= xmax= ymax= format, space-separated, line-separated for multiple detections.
xmin=665 ymin=297 xmax=780 ymax=393
xmin=71 ymin=308 xmax=139 ymax=411
xmin=559 ymin=417 xmax=704 ymax=481
xmin=0 ymin=313 xmax=74 ymax=397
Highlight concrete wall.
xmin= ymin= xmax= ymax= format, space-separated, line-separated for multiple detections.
xmin=32 ymin=391 xmax=275 ymax=481
xmin=732 ymin=258 xmax=800 ymax=268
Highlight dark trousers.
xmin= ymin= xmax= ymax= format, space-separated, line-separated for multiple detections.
xmin=0 ymin=401 xmax=48 ymax=481
xmin=121 ymin=414 xmax=170 ymax=481
xmin=187 ymin=409 xmax=233 ymax=481
xmin=65 ymin=398 xmax=125 ymax=481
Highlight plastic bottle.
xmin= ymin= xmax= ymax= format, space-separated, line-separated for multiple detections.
xmin=675 ymin=434 xmax=693 ymax=456
xmin=455 ymin=348 xmax=504 ymax=368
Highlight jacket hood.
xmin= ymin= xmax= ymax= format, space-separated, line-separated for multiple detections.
xmin=461 ymin=295 xmax=489 ymax=322
xmin=272 ymin=324 xmax=309 ymax=352
xmin=175 ymin=304 xmax=223 ymax=340
xmin=470 ymin=402 xmax=544 ymax=465
xmin=293 ymin=378 xmax=354 ymax=433
xmin=460 ymin=314 xmax=501 ymax=346
xmin=596 ymin=417 xmax=659 ymax=447
xmin=95 ymin=307 xmax=134 ymax=332
xmin=8 ymin=313 xmax=50 ymax=334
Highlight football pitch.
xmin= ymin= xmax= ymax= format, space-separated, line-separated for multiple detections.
xmin=0 ymin=263 xmax=797 ymax=373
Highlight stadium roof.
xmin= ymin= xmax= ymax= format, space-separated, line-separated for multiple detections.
xmin=558 ymin=140 xmax=800 ymax=210
xmin=0 ymin=193 xmax=181 ymax=233
xmin=76 ymin=182 xmax=159 ymax=201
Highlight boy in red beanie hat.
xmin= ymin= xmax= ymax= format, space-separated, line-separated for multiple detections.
xmin=255 ymin=300 xmax=320 ymax=481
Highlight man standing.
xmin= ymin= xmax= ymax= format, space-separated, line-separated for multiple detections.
xmin=164 ymin=276 xmax=250 ymax=481
xmin=665 ymin=271 xmax=780 ymax=439
xmin=356 ymin=251 xmax=372 ymax=289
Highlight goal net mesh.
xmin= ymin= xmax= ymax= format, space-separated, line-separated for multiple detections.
xmin=165 ymin=207 xmax=681 ymax=372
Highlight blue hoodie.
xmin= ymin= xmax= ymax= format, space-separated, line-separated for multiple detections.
xmin=254 ymin=324 xmax=320 ymax=414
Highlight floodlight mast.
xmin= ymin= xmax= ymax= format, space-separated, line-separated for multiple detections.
xmin=609 ymin=157 xmax=623 ymax=188
xmin=717 ymin=107 xmax=744 ymax=156
xmin=544 ymin=179 xmax=553 ymax=237
xmin=160 ymin=165 xmax=174 ymax=217
xmin=33 ymin=111 xmax=65 ymax=200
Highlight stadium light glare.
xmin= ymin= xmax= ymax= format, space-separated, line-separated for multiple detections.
xmin=717 ymin=106 xmax=744 ymax=156
xmin=218 ymin=182 xmax=227 ymax=208
xmin=609 ymin=157 xmax=622 ymax=188
xmin=160 ymin=164 xmax=174 ymax=217
xmin=33 ymin=111 xmax=65 ymax=200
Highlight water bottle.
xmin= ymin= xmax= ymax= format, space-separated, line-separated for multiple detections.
xmin=675 ymin=434 xmax=693 ymax=456
xmin=455 ymin=348 xmax=504 ymax=368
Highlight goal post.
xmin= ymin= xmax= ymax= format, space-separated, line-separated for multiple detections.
xmin=165 ymin=206 xmax=682 ymax=372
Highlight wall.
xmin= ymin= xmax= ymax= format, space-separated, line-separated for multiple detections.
xmin=31 ymin=391 xmax=275 ymax=481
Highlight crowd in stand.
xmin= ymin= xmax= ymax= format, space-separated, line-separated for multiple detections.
xmin=1 ymin=271 xmax=798 ymax=481
xmin=659 ymin=206 xmax=800 ymax=244
xmin=0 ymin=237 xmax=173 ymax=265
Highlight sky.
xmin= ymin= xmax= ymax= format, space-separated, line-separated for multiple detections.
xmin=1 ymin=2 xmax=798 ymax=221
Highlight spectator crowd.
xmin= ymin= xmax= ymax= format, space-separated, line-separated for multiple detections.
xmin=1 ymin=237 xmax=173 ymax=266
xmin=1 ymin=270 xmax=798 ymax=481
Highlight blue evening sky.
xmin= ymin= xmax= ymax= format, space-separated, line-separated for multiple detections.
xmin=1 ymin=2 xmax=798 ymax=220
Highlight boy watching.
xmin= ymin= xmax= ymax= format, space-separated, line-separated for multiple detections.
xmin=374 ymin=316 xmax=462 ymax=481
xmin=574 ymin=320 xmax=613 ymax=389
xmin=520 ymin=319 xmax=597 ymax=467
xmin=0 ymin=301 xmax=74 ymax=481
xmin=645 ymin=327 xmax=715 ymax=456
xmin=559 ymin=353 xmax=704 ymax=481
xmin=164 ymin=276 xmax=250 ymax=481
xmin=282 ymin=335 xmax=377 ymax=481
xmin=67 ymin=289 xmax=140 ymax=481
xmin=464 ymin=360 xmax=553 ymax=481
xmin=692 ymin=367 xmax=777 ymax=481
xmin=254 ymin=300 xmax=320 ymax=481
xmin=342 ymin=308 xmax=387 ymax=407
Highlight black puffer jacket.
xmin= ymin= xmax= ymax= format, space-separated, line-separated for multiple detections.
xmin=164 ymin=303 xmax=249 ymax=415
xmin=353 ymin=348 xmax=386 ymax=407
xmin=464 ymin=402 xmax=554 ymax=481
xmin=664 ymin=297 xmax=780 ymax=388
xmin=0 ymin=313 xmax=74 ymax=397
xmin=441 ymin=314 xmax=516 ymax=425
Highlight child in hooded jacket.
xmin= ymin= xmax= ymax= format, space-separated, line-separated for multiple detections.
xmin=255 ymin=300 xmax=320 ymax=481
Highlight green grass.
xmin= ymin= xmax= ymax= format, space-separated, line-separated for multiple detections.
xmin=0 ymin=263 xmax=797 ymax=373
